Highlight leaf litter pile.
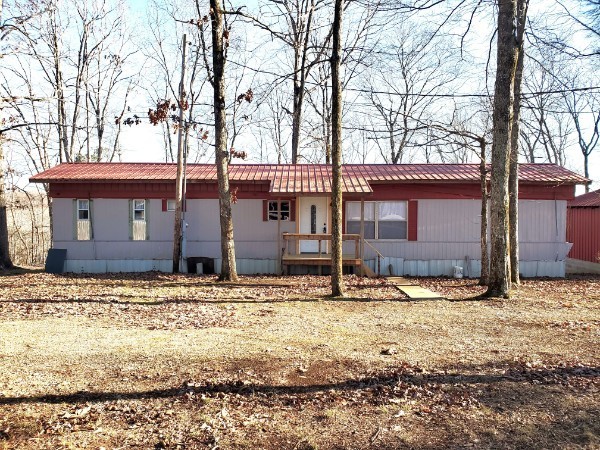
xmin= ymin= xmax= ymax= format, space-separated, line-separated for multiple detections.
xmin=0 ymin=272 xmax=598 ymax=449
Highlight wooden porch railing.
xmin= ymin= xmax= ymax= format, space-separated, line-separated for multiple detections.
xmin=363 ymin=239 xmax=384 ymax=276
xmin=280 ymin=233 xmax=382 ymax=276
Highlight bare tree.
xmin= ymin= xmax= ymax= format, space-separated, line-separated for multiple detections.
xmin=240 ymin=0 xmax=334 ymax=163
xmin=486 ymin=0 xmax=522 ymax=298
xmin=0 ymin=142 xmax=13 ymax=269
xmin=362 ymin=25 xmax=456 ymax=164
xmin=519 ymin=52 xmax=571 ymax=165
xmin=305 ymin=0 xmax=382 ymax=163
xmin=210 ymin=0 xmax=237 ymax=281
xmin=330 ymin=0 xmax=343 ymax=296
xmin=256 ymin=87 xmax=291 ymax=163
xmin=509 ymin=0 xmax=528 ymax=286
xmin=427 ymin=111 xmax=492 ymax=285
xmin=0 ymin=0 xmax=50 ymax=269
xmin=562 ymin=73 xmax=599 ymax=192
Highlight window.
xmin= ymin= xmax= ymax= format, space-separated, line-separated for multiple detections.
xmin=346 ymin=202 xmax=375 ymax=238
xmin=346 ymin=201 xmax=407 ymax=240
xmin=163 ymin=199 xmax=185 ymax=212
xmin=74 ymin=199 xmax=92 ymax=240
xmin=78 ymin=199 xmax=90 ymax=220
xmin=268 ymin=200 xmax=290 ymax=221
xmin=133 ymin=200 xmax=145 ymax=221
xmin=378 ymin=201 xmax=407 ymax=239
xmin=130 ymin=199 xmax=149 ymax=241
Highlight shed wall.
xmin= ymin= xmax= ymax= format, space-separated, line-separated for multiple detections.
xmin=567 ymin=207 xmax=600 ymax=263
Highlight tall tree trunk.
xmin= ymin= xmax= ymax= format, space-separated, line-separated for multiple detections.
xmin=479 ymin=139 xmax=489 ymax=286
xmin=0 ymin=143 xmax=14 ymax=270
xmin=0 ymin=5 xmax=11 ymax=269
xmin=290 ymin=0 xmax=316 ymax=164
xmin=486 ymin=0 xmax=519 ymax=298
xmin=584 ymin=153 xmax=590 ymax=192
xmin=330 ymin=0 xmax=344 ymax=297
xmin=210 ymin=0 xmax=238 ymax=282
xmin=291 ymin=84 xmax=303 ymax=164
xmin=509 ymin=0 xmax=528 ymax=286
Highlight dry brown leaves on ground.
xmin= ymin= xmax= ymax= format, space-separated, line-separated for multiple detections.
xmin=0 ymin=272 xmax=598 ymax=449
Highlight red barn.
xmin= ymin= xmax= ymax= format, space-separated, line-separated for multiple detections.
xmin=567 ymin=189 xmax=600 ymax=267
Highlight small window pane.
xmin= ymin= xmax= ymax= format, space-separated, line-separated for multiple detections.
xmin=268 ymin=200 xmax=290 ymax=221
xmin=347 ymin=202 xmax=375 ymax=220
xmin=378 ymin=201 xmax=406 ymax=221
xmin=347 ymin=221 xmax=375 ymax=239
xmin=167 ymin=200 xmax=176 ymax=211
xmin=378 ymin=221 xmax=407 ymax=239
xmin=134 ymin=200 xmax=145 ymax=221
xmin=78 ymin=200 xmax=89 ymax=220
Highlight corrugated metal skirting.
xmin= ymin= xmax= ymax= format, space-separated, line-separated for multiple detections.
xmin=65 ymin=259 xmax=172 ymax=273
xmin=63 ymin=258 xmax=565 ymax=277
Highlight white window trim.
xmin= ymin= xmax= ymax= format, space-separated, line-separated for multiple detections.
xmin=78 ymin=199 xmax=90 ymax=221
xmin=346 ymin=201 xmax=408 ymax=240
xmin=133 ymin=199 xmax=146 ymax=221
xmin=268 ymin=200 xmax=291 ymax=221
xmin=167 ymin=199 xmax=176 ymax=211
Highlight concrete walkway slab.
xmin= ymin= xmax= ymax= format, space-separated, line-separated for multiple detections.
xmin=386 ymin=276 xmax=415 ymax=286
xmin=396 ymin=285 xmax=443 ymax=300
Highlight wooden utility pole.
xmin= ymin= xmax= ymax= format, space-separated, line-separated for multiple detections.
xmin=172 ymin=34 xmax=187 ymax=273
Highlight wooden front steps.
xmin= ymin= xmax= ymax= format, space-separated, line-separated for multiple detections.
xmin=359 ymin=262 xmax=377 ymax=278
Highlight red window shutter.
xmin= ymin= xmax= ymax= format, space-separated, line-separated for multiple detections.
xmin=263 ymin=200 xmax=268 ymax=221
xmin=408 ymin=200 xmax=418 ymax=241
xmin=162 ymin=199 xmax=167 ymax=211
xmin=341 ymin=201 xmax=346 ymax=233
xmin=290 ymin=199 xmax=296 ymax=221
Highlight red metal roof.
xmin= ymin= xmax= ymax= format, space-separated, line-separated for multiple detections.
xmin=30 ymin=163 xmax=588 ymax=194
xmin=568 ymin=189 xmax=600 ymax=207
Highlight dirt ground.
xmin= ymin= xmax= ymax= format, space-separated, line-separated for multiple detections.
xmin=0 ymin=271 xmax=598 ymax=449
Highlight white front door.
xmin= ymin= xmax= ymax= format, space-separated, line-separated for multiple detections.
xmin=298 ymin=197 xmax=329 ymax=253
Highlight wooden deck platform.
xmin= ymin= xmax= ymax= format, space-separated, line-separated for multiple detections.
xmin=280 ymin=233 xmax=379 ymax=277
xmin=282 ymin=253 xmax=362 ymax=267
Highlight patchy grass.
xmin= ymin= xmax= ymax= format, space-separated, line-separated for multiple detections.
xmin=0 ymin=273 xmax=598 ymax=449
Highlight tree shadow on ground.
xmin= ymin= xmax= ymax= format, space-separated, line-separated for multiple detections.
xmin=2 ymin=295 xmax=393 ymax=305
xmin=0 ymin=266 xmax=44 ymax=276
xmin=1 ymin=361 xmax=596 ymax=406
xmin=1 ymin=359 xmax=598 ymax=449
